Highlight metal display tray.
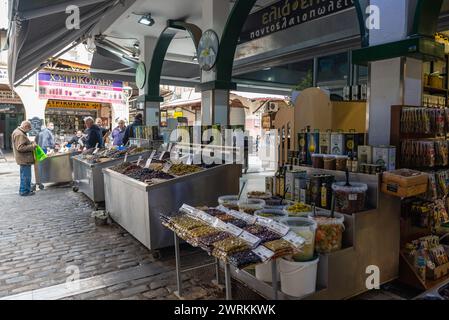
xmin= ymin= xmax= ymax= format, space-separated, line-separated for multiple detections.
xmin=73 ymin=151 xmax=150 ymax=203
xmin=37 ymin=151 xmax=80 ymax=184
xmin=103 ymin=164 xmax=242 ymax=253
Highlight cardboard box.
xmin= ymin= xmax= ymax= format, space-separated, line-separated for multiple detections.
xmin=358 ymin=145 xmax=373 ymax=164
xmin=381 ymin=182 xmax=428 ymax=198
xmin=330 ymin=133 xmax=344 ymax=155
xmin=373 ymin=146 xmax=396 ymax=171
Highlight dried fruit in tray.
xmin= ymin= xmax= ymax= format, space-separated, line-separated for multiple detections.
xmin=169 ymin=164 xmax=203 ymax=176
xmin=244 ymin=225 xmax=282 ymax=243
xmin=215 ymin=214 xmax=236 ymax=222
xmin=197 ymin=232 xmax=231 ymax=250
xmin=263 ymin=239 xmax=294 ymax=258
xmin=228 ymin=219 xmax=247 ymax=228
xmin=186 ymin=226 xmax=219 ymax=239
xmin=213 ymin=237 xmax=249 ymax=254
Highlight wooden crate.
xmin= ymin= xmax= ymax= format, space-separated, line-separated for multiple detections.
xmin=381 ymin=182 xmax=428 ymax=198
xmin=428 ymin=263 xmax=449 ymax=281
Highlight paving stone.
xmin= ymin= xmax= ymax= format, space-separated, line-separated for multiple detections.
xmin=149 ymin=279 xmax=169 ymax=290
xmin=120 ymin=285 xmax=149 ymax=297
xmin=142 ymin=288 xmax=169 ymax=299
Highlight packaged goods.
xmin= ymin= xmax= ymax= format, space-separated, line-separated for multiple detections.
xmin=358 ymin=146 xmax=373 ymax=164
xmin=228 ymin=250 xmax=262 ymax=269
xmin=238 ymin=199 xmax=265 ymax=215
xmin=285 ymin=202 xmax=312 ymax=217
xmin=332 ymin=182 xmax=368 ymax=214
xmin=186 ymin=226 xmax=219 ymax=239
xmin=228 ymin=219 xmax=248 ymax=228
xmin=331 ymin=133 xmax=345 ymax=155
xmin=312 ymin=154 xmax=324 ymax=169
xmin=212 ymin=238 xmax=250 ymax=258
xmin=319 ymin=131 xmax=331 ymax=154
xmin=309 ymin=212 xmax=345 ymax=253
xmin=244 ymin=225 xmax=282 ymax=243
xmin=218 ymin=195 xmax=240 ymax=211
xmin=263 ymin=239 xmax=294 ymax=258
xmin=215 ymin=214 xmax=237 ymax=223
xmin=254 ymin=209 xmax=287 ymax=222
xmin=198 ymin=232 xmax=231 ymax=250
xmin=373 ymin=146 xmax=396 ymax=171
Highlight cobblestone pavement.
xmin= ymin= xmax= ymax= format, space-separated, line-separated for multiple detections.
xmin=0 ymin=155 xmax=247 ymax=300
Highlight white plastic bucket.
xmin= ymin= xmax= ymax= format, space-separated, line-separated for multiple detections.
xmin=279 ymin=257 xmax=319 ymax=298
xmin=255 ymin=260 xmax=279 ymax=283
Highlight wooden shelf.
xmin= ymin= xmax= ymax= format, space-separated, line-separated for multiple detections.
xmin=423 ymin=86 xmax=448 ymax=95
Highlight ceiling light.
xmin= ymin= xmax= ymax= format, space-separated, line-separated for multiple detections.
xmin=138 ymin=14 xmax=155 ymax=26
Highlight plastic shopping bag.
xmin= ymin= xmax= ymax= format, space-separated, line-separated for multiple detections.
xmin=34 ymin=145 xmax=48 ymax=162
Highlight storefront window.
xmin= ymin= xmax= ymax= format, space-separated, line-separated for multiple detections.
xmin=316 ymin=52 xmax=349 ymax=98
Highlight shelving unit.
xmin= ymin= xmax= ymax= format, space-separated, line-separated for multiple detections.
xmin=423 ymin=55 xmax=449 ymax=108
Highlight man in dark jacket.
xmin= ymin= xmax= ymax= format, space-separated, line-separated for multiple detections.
xmin=122 ymin=113 xmax=143 ymax=146
xmin=83 ymin=117 xmax=104 ymax=149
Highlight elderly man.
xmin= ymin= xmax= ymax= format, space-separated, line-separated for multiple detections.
xmin=83 ymin=117 xmax=104 ymax=149
xmin=111 ymin=119 xmax=127 ymax=146
xmin=12 ymin=121 xmax=37 ymax=196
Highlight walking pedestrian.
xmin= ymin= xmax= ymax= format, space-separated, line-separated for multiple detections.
xmin=111 ymin=119 xmax=127 ymax=146
xmin=11 ymin=121 xmax=37 ymax=196
xmin=83 ymin=117 xmax=104 ymax=150
xmin=122 ymin=113 xmax=143 ymax=146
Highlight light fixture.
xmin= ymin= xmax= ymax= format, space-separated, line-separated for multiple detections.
xmin=192 ymin=56 xmax=198 ymax=62
xmin=138 ymin=13 xmax=155 ymax=26
xmin=133 ymin=42 xmax=140 ymax=49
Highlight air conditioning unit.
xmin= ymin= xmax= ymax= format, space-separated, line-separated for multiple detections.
xmin=267 ymin=102 xmax=279 ymax=113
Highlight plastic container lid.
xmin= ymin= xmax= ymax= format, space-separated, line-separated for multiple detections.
xmin=311 ymin=154 xmax=324 ymax=158
xmin=247 ymin=191 xmax=272 ymax=200
xmin=264 ymin=200 xmax=294 ymax=211
xmin=308 ymin=210 xmax=345 ymax=225
xmin=335 ymin=155 xmax=349 ymax=159
xmin=323 ymin=155 xmax=336 ymax=159
xmin=280 ymin=217 xmax=317 ymax=231
xmin=238 ymin=198 xmax=266 ymax=207
xmin=255 ymin=209 xmax=287 ymax=221
xmin=219 ymin=195 xmax=239 ymax=203
xmin=331 ymin=182 xmax=368 ymax=193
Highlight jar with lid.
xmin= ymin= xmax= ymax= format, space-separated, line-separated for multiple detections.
xmin=311 ymin=154 xmax=324 ymax=169
xmin=323 ymin=155 xmax=336 ymax=170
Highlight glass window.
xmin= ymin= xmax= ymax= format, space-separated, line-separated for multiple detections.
xmin=317 ymin=52 xmax=349 ymax=85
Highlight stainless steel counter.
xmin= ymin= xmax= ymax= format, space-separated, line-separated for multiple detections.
xmin=73 ymin=152 xmax=150 ymax=203
xmin=103 ymin=164 xmax=242 ymax=253
xmin=37 ymin=151 xmax=80 ymax=184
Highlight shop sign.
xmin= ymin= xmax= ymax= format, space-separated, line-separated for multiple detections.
xmin=174 ymin=111 xmax=184 ymax=118
xmin=46 ymin=100 xmax=101 ymax=110
xmin=0 ymin=104 xmax=19 ymax=113
xmin=29 ymin=117 xmax=43 ymax=137
xmin=38 ymin=72 xmax=124 ymax=104
xmin=238 ymin=0 xmax=355 ymax=44
xmin=0 ymin=68 xmax=7 ymax=84
xmin=0 ymin=90 xmax=22 ymax=104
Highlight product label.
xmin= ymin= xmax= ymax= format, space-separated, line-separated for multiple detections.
xmin=144 ymin=158 xmax=152 ymax=169
xmin=223 ymin=223 xmax=243 ymax=237
xmin=162 ymin=163 xmax=172 ymax=173
xmin=159 ymin=151 xmax=166 ymax=161
xmin=213 ymin=219 xmax=228 ymax=231
xmin=219 ymin=206 xmax=257 ymax=224
xmin=253 ymin=246 xmax=275 ymax=262
xmin=256 ymin=217 xmax=272 ymax=228
xmin=348 ymin=194 xmax=358 ymax=201
xmin=124 ymin=153 xmax=128 ymax=163
xmin=283 ymin=231 xmax=306 ymax=248
xmin=238 ymin=231 xmax=261 ymax=248
xmin=180 ymin=204 xmax=196 ymax=215
xmin=137 ymin=156 xmax=143 ymax=166
xmin=269 ymin=221 xmax=290 ymax=236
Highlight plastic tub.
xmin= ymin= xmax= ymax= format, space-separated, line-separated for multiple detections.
xmin=218 ymin=195 xmax=239 ymax=211
xmin=309 ymin=212 xmax=345 ymax=254
xmin=279 ymin=256 xmax=319 ymax=298
xmin=331 ymin=182 xmax=368 ymax=214
xmin=280 ymin=217 xmax=317 ymax=261
xmin=238 ymin=198 xmax=265 ymax=215
xmin=247 ymin=191 xmax=272 ymax=200
xmin=283 ymin=202 xmax=312 ymax=217
xmin=255 ymin=260 xmax=279 ymax=283
xmin=335 ymin=155 xmax=348 ymax=171
xmin=323 ymin=155 xmax=336 ymax=170
xmin=264 ymin=200 xmax=294 ymax=211
xmin=254 ymin=209 xmax=288 ymax=222
xmin=312 ymin=154 xmax=324 ymax=169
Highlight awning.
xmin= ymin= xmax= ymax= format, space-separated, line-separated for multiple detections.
xmin=7 ymin=0 xmax=135 ymax=87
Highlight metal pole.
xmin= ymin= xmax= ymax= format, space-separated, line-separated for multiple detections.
xmin=174 ymin=233 xmax=183 ymax=297
xmin=224 ymin=263 xmax=232 ymax=300
xmin=215 ymin=258 xmax=220 ymax=285
xmin=271 ymin=260 xmax=278 ymax=300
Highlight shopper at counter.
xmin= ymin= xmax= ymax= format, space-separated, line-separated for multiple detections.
xmin=96 ymin=118 xmax=111 ymax=142
xmin=122 ymin=113 xmax=143 ymax=146
xmin=66 ymin=130 xmax=84 ymax=148
xmin=111 ymin=119 xmax=127 ymax=146
xmin=36 ymin=122 xmax=55 ymax=153
xmin=11 ymin=121 xmax=36 ymax=197
xmin=83 ymin=117 xmax=104 ymax=149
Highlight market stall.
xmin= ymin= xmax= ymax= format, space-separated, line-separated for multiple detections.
xmin=72 ymin=147 xmax=151 ymax=205
xmin=103 ymin=161 xmax=242 ymax=257
xmin=36 ymin=150 xmax=80 ymax=186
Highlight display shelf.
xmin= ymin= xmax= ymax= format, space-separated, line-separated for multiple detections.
xmin=399 ymin=250 xmax=449 ymax=291
xmin=423 ymin=86 xmax=448 ymax=95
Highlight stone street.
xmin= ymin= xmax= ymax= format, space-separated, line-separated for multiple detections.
xmin=0 ymin=154 xmax=261 ymax=300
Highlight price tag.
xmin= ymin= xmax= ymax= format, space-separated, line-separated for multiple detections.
xmin=213 ymin=218 xmax=228 ymax=231
xmin=145 ymin=158 xmax=152 ymax=168
xmin=223 ymin=223 xmax=243 ymax=237
xmin=197 ymin=212 xmax=215 ymax=224
xmin=180 ymin=204 xmax=196 ymax=215
xmin=349 ymin=194 xmax=358 ymax=201
xmin=186 ymin=154 xmax=193 ymax=165
xmin=137 ymin=156 xmax=143 ymax=166
xmin=93 ymin=148 xmax=99 ymax=155
xmin=124 ymin=153 xmax=128 ymax=163
xmin=283 ymin=231 xmax=305 ymax=248
xmin=269 ymin=221 xmax=290 ymax=236
xmin=162 ymin=163 xmax=172 ymax=173
xmin=238 ymin=231 xmax=261 ymax=248
xmin=256 ymin=217 xmax=272 ymax=228
xmin=220 ymin=206 xmax=257 ymax=225
xmin=253 ymin=246 xmax=275 ymax=262
xmin=159 ymin=151 xmax=166 ymax=161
